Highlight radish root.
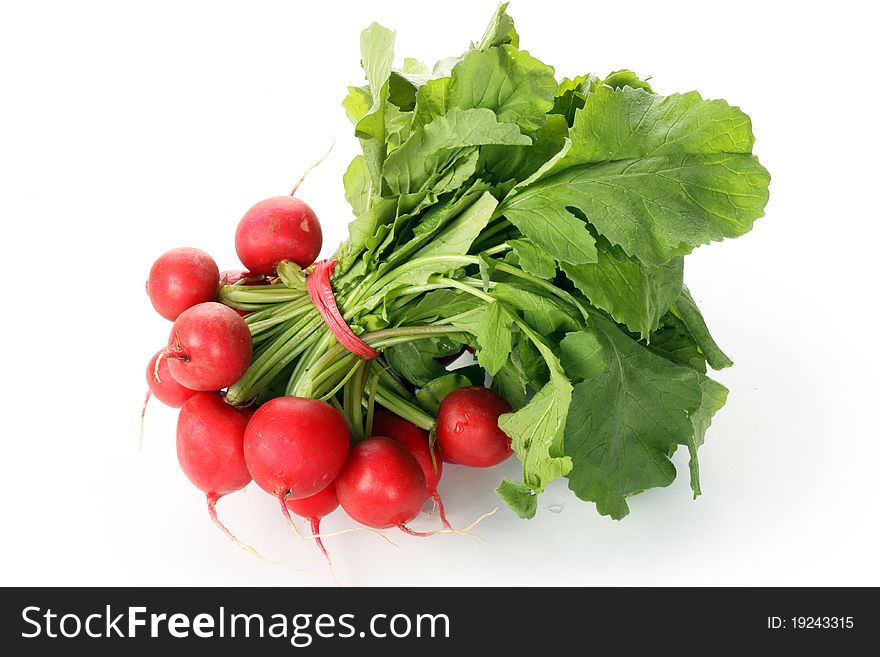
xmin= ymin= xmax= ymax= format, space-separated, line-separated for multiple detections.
xmin=432 ymin=493 xmax=452 ymax=530
xmin=278 ymin=494 xmax=305 ymax=539
xmin=139 ymin=389 xmax=151 ymax=450
xmin=290 ymin=138 xmax=336 ymax=197
xmin=308 ymin=517 xmax=340 ymax=587
xmin=207 ymin=493 xmax=313 ymax=575
xmin=397 ymin=507 xmax=497 ymax=540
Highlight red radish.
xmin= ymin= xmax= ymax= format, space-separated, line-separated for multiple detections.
xmin=164 ymin=302 xmax=252 ymax=391
xmin=146 ymin=248 xmax=219 ymax=320
xmin=336 ymin=437 xmax=428 ymax=531
xmin=140 ymin=349 xmax=197 ymax=447
xmin=177 ymin=392 xmax=253 ymax=497
xmin=286 ymin=483 xmax=339 ymax=567
xmin=176 ymin=392 xmax=253 ymax=548
xmin=235 ymin=196 xmax=322 ymax=275
xmin=436 ymin=386 xmax=513 ymax=467
xmin=146 ymin=349 xmax=196 ymax=408
xmin=244 ymin=397 xmax=349 ymax=503
xmin=372 ymin=409 xmax=451 ymax=529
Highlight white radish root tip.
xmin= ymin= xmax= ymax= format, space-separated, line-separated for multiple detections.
xmin=290 ymin=138 xmax=336 ymax=197
xmin=139 ymin=389 xmax=151 ymax=450
xmin=398 ymin=507 xmax=498 ymax=541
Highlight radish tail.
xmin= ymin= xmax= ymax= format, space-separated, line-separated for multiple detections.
xmin=206 ymin=493 xmax=312 ymax=575
xmin=139 ymin=389 xmax=151 ymax=450
xmin=397 ymin=507 xmax=498 ymax=540
xmin=278 ymin=493 xmax=304 ymax=538
xmin=396 ymin=523 xmax=434 ymax=537
xmin=310 ymin=517 xmax=340 ymax=586
xmin=432 ymin=492 xmax=452 ymax=530
xmin=310 ymin=517 xmax=330 ymax=563
xmin=290 ymin=138 xmax=336 ymax=196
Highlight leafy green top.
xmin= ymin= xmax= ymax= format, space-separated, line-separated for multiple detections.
xmin=327 ymin=3 xmax=769 ymax=520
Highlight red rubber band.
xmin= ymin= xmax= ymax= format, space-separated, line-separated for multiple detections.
xmin=306 ymin=259 xmax=379 ymax=360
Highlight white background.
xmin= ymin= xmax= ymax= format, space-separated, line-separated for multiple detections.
xmin=1 ymin=0 xmax=877 ymax=586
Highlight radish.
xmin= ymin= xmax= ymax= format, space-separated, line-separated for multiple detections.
xmin=176 ymin=392 xmax=253 ymax=547
xmin=335 ymin=437 xmax=428 ymax=532
xmin=146 ymin=247 xmax=219 ymax=320
xmin=164 ymin=302 xmax=252 ymax=391
xmin=436 ymin=386 xmax=513 ymax=467
xmin=285 ymin=482 xmax=339 ymax=568
xmin=140 ymin=349 xmax=198 ymax=447
xmin=372 ymin=409 xmax=451 ymax=529
xmin=244 ymin=397 xmax=349 ymax=504
xmin=146 ymin=349 xmax=196 ymax=408
xmin=235 ymin=196 xmax=322 ymax=275
xmin=177 ymin=392 xmax=252 ymax=496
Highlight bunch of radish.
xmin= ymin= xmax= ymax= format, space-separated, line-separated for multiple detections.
xmin=143 ymin=190 xmax=513 ymax=577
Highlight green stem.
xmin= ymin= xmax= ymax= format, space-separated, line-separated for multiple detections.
xmin=220 ymin=286 xmax=306 ymax=304
xmin=318 ymin=359 xmax=362 ymax=402
xmin=226 ymin=313 xmax=323 ymax=405
xmin=373 ymin=385 xmax=435 ymax=431
xmin=470 ymin=217 xmax=512 ymax=252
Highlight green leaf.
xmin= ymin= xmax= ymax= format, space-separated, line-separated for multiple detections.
xmin=601 ymin=69 xmax=653 ymax=92
xmin=478 ymin=252 xmax=496 ymax=291
xmin=492 ymin=283 xmax=580 ymax=334
xmin=491 ymin=360 xmax=528 ymax=410
xmin=342 ymin=85 xmax=372 ymax=125
xmin=500 ymin=200 xmax=598 ymax=265
xmin=384 ymin=336 xmax=462 ymax=387
xmin=385 ymin=102 xmax=414 ymax=149
xmin=412 ymin=191 xmax=498 ymax=260
xmin=686 ymin=375 xmax=728 ymax=497
xmin=414 ymin=77 xmax=450 ymax=128
xmin=498 ymin=322 xmax=573 ymax=493
xmin=500 ymin=86 xmax=771 ymax=266
xmin=355 ymin=23 xmax=395 ymax=141
xmin=646 ymin=314 xmax=708 ymax=374
xmin=476 ymin=301 xmax=513 ymax=375
xmin=477 ymin=3 xmax=519 ymax=51
xmin=481 ymin=113 xmax=570 ymax=185
xmin=343 ymin=155 xmax=371 ymax=217
xmin=497 ymin=479 xmax=537 ymax=519
xmin=559 ymin=329 xmax=606 ymax=381
xmin=335 ymin=197 xmax=396 ymax=274
xmin=509 ymin=239 xmax=557 ymax=279
xmin=431 ymin=147 xmax=480 ymax=195
xmin=562 ymin=240 xmax=683 ymax=339
xmin=550 ymin=74 xmax=598 ymax=125
xmin=416 ymin=372 xmax=474 ymax=414
xmin=383 ymin=108 xmax=530 ymax=196
xmin=563 ymin=316 xmax=704 ymax=519
xmin=448 ymin=45 xmax=557 ymax=138
xmin=672 ymin=285 xmax=733 ymax=370
xmin=383 ymin=184 xmax=492 ymax=269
